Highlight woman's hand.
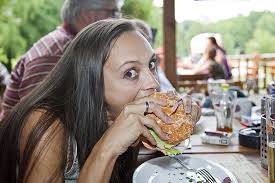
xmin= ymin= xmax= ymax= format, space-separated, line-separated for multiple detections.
xmin=101 ymin=97 xmax=172 ymax=157
xmin=182 ymin=95 xmax=201 ymax=127
xmin=167 ymin=91 xmax=201 ymax=127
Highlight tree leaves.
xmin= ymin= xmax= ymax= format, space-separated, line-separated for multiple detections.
xmin=1 ymin=0 xmax=275 ymax=71
xmin=0 ymin=0 xmax=62 ymax=70
xmin=174 ymin=11 xmax=275 ymax=56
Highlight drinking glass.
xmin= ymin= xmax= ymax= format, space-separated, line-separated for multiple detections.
xmin=266 ymin=94 xmax=275 ymax=183
xmin=212 ymin=90 xmax=237 ymax=133
xmin=207 ymin=79 xmax=225 ymax=97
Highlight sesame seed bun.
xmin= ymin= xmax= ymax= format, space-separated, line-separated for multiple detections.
xmin=142 ymin=92 xmax=193 ymax=154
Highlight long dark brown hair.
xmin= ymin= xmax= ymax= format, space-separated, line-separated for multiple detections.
xmin=205 ymin=45 xmax=217 ymax=61
xmin=0 ymin=19 xmax=139 ymax=183
xmin=208 ymin=36 xmax=226 ymax=53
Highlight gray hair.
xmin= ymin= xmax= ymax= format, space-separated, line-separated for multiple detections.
xmin=61 ymin=0 xmax=124 ymax=25
xmin=132 ymin=19 xmax=153 ymax=45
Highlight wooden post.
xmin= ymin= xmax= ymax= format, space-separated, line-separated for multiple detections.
xmin=163 ymin=0 xmax=177 ymax=89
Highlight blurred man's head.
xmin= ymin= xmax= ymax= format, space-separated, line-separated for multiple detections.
xmin=132 ymin=19 xmax=153 ymax=45
xmin=61 ymin=0 xmax=124 ymax=32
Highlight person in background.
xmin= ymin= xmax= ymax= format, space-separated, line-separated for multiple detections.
xmin=189 ymin=32 xmax=213 ymax=65
xmin=0 ymin=0 xmax=124 ymax=120
xmin=190 ymin=45 xmax=226 ymax=79
xmin=132 ymin=19 xmax=174 ymax=92
xmin=0 ymin=19 xmax=201 ymax=183
xmin=132 ymin=19 xmax=153 ymax=45
xmin=0 ymin=63 xmax=10 ymax=87
xmin=206 ymin=36 xmax=232 ymax=80
xmin=0 ymin=63 xmax=10 ymax=112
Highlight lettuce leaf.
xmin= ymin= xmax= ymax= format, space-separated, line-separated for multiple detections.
xmin=149 ymin=129 xmax=182 ymax=155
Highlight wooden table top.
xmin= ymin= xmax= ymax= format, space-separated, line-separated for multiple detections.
xmin=181 ymin=116 xmax=258 ymax=154
xmin=191 ymin=153 xmax=267 ymax=183
xmin=183 ymin=116 xmax=267 ymax=182
xmin=138 ymin=115 xmax=268 ymax=183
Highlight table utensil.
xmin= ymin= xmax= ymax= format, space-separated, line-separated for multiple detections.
xmin=133 ymin=155 xmax=238 ymax=183
xmin=170 ymin=155 xmax=217 ymax=183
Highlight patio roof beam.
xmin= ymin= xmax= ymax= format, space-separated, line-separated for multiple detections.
xmin=163 ymin=0 xmax=177 ymax=89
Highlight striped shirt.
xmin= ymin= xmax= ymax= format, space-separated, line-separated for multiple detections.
xmin=0 ymin=26 xmax=74 ymax=120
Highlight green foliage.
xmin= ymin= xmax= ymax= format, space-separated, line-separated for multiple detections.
xmin=0 ymin=1 xmax=27 ymax=64
xmin=146 ymin=8 xmax=275 ymax=57
xmin=0 ymin=48 xmax=7 ymax=64
xmin=245 ymin=30 xmax=275 ymax=53
xmin=0 ymin=0 xmax=62 ymax=70
xmin=122 ymin=2 xmax=160 ymax=49
xmin=245 ymin=12 xmax=275 ymax=53
xmin=0 ymin=0 xmax=7 ymax=9
xmin=247 ymin=11 xmax=266 ymax=29
xmin=14 ymin=0 xmax=63 ymax=49
xmin=221 ymin=34 xmax=235 ymax=54
xmin=175 ymin=11 xmax=275 ymax=56
xmin=121 ymin=0 xmax=153 ymax=21
xmin=256 ymin=12 xmax=275 ymax=35
xmin=177 ymin=21 xmax=208 ymax=56
xmin=147 ymin=6 xmax=162 ymax=48
xmin=210 ymin=16 xmax=253 ymax=53
xmin=1 ymin=0 xmax=275 ymax=71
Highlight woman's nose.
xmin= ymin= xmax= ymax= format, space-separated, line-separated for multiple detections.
xmin=141 ymin=69 xmax=160 ymax=90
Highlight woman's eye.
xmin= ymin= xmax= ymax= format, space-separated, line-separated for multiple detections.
xmin=149 ymin=60 xmax=157 ymax=70
xmin=124 ymin=69 xmax=138 ymax=79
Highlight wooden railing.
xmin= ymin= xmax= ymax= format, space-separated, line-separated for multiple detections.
xmin=177 ymin=53 xmax=275 ymax=92
xmin=177 ymin=73 xmax=209 ymax=92
xmin=227 ymin=53 xmax=275 ymax=89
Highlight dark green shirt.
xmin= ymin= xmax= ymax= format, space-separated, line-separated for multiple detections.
xmin=209 ymin=61 xmax=226 ymax=80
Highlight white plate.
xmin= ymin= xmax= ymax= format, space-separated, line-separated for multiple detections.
xmin=133 ymin=155 xmax=238 ymax=183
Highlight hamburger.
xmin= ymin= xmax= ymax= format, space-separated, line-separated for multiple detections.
xmin=143 ymin=92 xmax=193 ymax=155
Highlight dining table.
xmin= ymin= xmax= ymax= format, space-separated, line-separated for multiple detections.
xmin=137 ymin=95 xmax=268 ymax=183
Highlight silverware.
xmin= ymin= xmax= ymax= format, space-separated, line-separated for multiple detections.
xmin=176 ymin=137 xmax=192 ymax=149
xmin=185 ymin=137 xmax=192 ymax=149
xmin=170 ymin=155 xmax=217 ymax=183
xmin=196 ymin=168 xmax=217 ymax=183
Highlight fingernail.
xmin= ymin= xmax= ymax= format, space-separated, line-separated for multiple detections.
xmin=167 ymin=90 xmax=175 ymax=97
xmin=167 ymin=116 xmax=173 ymax=123
xmin=185 ymin=106 xmax=191 ymax=113
xmin=172 ymin=101 xmax=180 ymax=111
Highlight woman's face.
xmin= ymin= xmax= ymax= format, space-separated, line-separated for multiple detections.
xmin=104 ymin=31 xmax=159 ymax=119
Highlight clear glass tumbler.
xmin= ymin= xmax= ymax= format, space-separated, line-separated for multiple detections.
xmin=212 ymin=90 xmax=237 ymax=133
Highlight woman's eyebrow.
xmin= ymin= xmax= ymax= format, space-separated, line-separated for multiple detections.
xmin=117 ymin=53 xmax=157 ymax=70
xmin=150 ymin=53 xmax=157 ymax=61
xmin=118 ymin=60 xmax=140 ymax=70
